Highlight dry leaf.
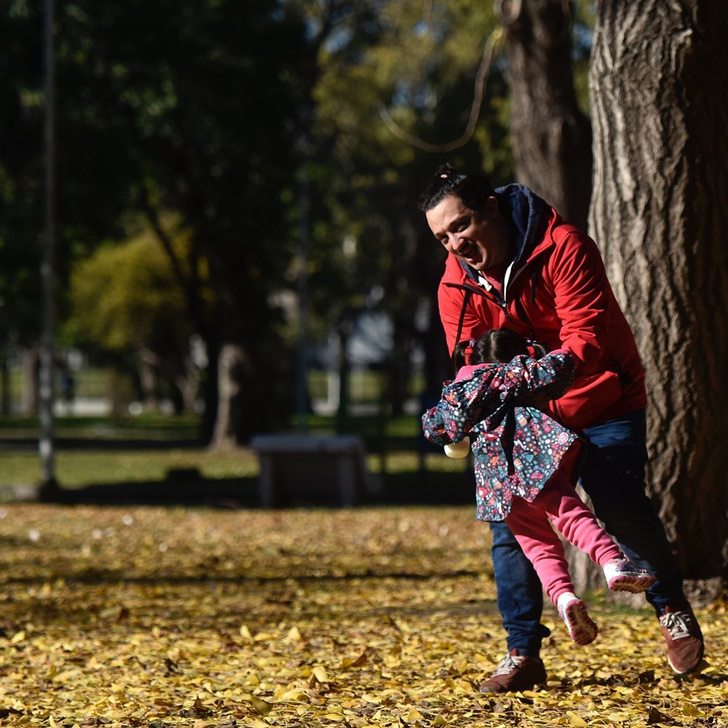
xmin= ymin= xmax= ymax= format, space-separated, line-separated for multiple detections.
xmin=250 ymin=696 xmax=273 ymax=716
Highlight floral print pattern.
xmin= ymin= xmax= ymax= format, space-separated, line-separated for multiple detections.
xmin=422 ymin=352 xmax=580 ymax=521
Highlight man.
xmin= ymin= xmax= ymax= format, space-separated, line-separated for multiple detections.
xmin=419 ymin=164 xmax=704 ymax=692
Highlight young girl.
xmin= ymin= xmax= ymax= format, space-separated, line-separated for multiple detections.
xmin=422 ymin=329 xmax=655 ymax=646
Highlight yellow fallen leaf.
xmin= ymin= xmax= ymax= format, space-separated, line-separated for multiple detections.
xmin=567 ymin=711 xmax=588 ymax=727
xmin=276 ymin=688 xmax=307 ymax=702
xmin=253 ymin=631 xmax=276 ymax=641
xmin=286 ymin=625 xmax=303 ymax=642
xmin=250 ymin=696 xmax=273 ymax=715
xmin=403 ymin=707 xmax=424 ymax=723
xmin=239 ymin=624 xmax=253 ymax=641
xmin=311 ymin=665 xmax=329 ymax=683
xmin=10 ymin=631 xmax=26 ymax=644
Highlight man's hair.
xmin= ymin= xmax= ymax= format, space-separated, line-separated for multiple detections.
xmin=418 ymin=163 xmax=495 ymax=214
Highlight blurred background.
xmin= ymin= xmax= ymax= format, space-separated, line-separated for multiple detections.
xmin=0 ymin=0 xmax=595 ymax=494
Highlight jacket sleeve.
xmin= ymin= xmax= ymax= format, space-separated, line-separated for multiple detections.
xmin=421 ymin=368 xmax=501 ymax=445
xmin=547 ymin=229 xmax=612 ymax=375
xmin=422 ymin=352 xmax=575 ymax=445
xmin=503 ymin=351 xmax=576 ymax=400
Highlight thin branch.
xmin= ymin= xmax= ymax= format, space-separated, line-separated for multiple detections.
xmin=377 ymin=26 xmax=503 ymax=153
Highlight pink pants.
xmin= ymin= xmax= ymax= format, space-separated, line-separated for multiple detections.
xmin=505 ymin=470 xmax=623 ymax=605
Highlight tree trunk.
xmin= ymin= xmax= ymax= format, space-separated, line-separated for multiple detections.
xmin=22 ymin=347 xmax=40 ymax=415
xmin=0 ymin=350 xmax=10 ymax=415
xmin=211 ymin=341 xmax=251 ymax=449
xmin=500 ymin=0 xmax=592 ymax=229
xmin=199 ymin=331 xmax=220 ymax=445
xmin=588 ymin=0 xmax=728 ymax=580
xmin=335 ymin=318 xmax=352 ymax=432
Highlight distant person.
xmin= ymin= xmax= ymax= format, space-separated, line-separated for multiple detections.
xmin=418 ymin=163 xmax=704 ymax=692
xmin=60 ymin=369 xmax=76 ymax=415
xmin=422 ymin=329 xmax=655 ymax=646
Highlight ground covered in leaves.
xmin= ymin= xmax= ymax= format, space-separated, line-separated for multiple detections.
xmin=0 ymin=504 xmax=725 ymax=727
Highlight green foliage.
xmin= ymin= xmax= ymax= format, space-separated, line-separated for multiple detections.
xmin=68 ymin=224 xmax=193 ymax=353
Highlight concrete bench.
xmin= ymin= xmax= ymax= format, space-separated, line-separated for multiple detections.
xmin=249 ymin=434 xmax=368 ymax=507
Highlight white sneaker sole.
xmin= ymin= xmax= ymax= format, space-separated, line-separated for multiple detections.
xmin=608 ymin=573 xmax=656 ymax=593
xmin=562 ymin=600 xmax=598 ymax=646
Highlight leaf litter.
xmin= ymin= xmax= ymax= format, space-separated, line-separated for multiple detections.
xmin=0 ymin=504 xmax=725 ymax=727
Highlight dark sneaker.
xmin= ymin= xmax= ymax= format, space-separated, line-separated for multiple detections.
xmin=658 ymin=605 xmax=705 ymax=675
xmin=478 ymin=649 xmax=547 ymax=693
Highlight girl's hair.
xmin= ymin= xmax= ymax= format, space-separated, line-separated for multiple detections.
xmin=418 ymin=163 xmax=495 ymax=214
xmin=452 ymin=329 xmax=547 ymax=371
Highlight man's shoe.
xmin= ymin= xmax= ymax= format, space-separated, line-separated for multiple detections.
xmin=603 ymin=559 xmax=656 ymax=593
xmin=557 ymin=593 xmax=598 ymax=646
xmin=658 ymin=605 xmax=705 ymax=675
xmin=478 ymin=649 xmax=547 ymax=693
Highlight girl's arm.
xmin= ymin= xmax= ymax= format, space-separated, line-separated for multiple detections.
xmin=421 ymin=366 xmax=501 ymax=445
xmin=503 ymin=350 xmax=576 ymax=400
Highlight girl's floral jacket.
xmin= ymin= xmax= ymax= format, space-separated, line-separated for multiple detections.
xmin=421 ymin=351 xmax=581 ymax=522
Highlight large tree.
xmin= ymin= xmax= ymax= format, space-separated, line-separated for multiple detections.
xmin=499 ymin=0 xmax=592 ymax=230
xmin=589 ymin=0 xmax=728 ymax=581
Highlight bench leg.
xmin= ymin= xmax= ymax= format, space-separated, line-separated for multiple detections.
xmin=259 ymin=456 xmax=275 ymax=508
xmin=337 ymin=455 xmax=357 ymax=506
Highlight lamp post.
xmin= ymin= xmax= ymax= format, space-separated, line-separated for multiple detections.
xmin=39 ymin=0 xmax=58 ymax=494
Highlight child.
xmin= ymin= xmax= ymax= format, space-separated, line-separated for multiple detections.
xmin=422 ymin=329 xmax=655 ymax=646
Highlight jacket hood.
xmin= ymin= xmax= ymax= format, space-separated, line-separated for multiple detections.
xmin=495 ymin=183 xmax=552 ymax=270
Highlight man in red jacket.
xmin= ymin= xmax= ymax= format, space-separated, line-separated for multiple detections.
xmin=420 ymin=164 xmax=704 ymax=692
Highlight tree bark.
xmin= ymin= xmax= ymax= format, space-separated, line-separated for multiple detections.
xmin=500 ymin=0 xmax=592 ymax=229
xmin=588 ymin=0 xmax=728 ymax=579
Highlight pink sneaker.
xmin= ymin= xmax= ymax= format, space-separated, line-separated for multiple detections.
xmin=557 ymin=593 xmax=598 ymax=646
xmin=603 ymin=559 xmax=656 ymax=593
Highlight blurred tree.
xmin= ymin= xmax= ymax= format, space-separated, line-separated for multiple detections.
xmin=498 ymin=0 xmax=592 ymax=229
xmin=308 ymin=0 xmax=510 ymax=416
xmin=0 ymin=2 xmax=46 ymax=414
xmin=589 ymin=1 xmax=728 ymax=580
xmin=68 ymin=224 xmax=205 ymax=413
xmin=3 ymin=0 xmax=516 ymax=443
xmin=48 ymin=0 xmax=310 ymax=445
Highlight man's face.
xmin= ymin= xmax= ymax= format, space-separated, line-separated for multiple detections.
xmin=425 ymin=194 xmax=511 ymax=272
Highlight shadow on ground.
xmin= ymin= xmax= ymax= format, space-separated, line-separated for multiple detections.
xmin=30 ymin=468 xmax=474 ymax=508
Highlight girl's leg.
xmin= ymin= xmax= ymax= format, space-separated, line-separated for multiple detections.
xmin=505 ymin=497 xmax=574 ymax=605
xmin=538 ymin=472 xmax=624 ymax=567
xmin=539 ymin=472 xmax=656 ymax=593
xmin=506 ymin=497 xmax=599 ymax=646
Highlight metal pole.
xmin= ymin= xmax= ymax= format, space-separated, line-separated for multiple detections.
xmin=39 ymin=0 xmax=58 ymax=492
xmin=294 ymin=152 xmax=311 ymax=433
xmin=294 ymin=102 xmax=312 ymax=433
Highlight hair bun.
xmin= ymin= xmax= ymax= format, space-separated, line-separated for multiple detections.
xmin=437 ymin=163 xmax=457 ymax=180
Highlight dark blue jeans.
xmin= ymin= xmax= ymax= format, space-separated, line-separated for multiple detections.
xmin=490 ymin=409 xmax=685 ymax=656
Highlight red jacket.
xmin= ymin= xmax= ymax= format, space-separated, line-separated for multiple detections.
xmin=437 ymin=185 xmax=646 ymax=431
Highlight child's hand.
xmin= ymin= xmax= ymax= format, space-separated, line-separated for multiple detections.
xmin=444 ymin=439 xmax=470 ymax=459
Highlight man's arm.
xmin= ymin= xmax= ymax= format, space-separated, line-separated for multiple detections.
xmin=548 ymin=229 xmax=613 ymax=376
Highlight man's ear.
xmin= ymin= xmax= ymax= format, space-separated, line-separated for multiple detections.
xmin=482 ymin=195 xmax=499 ymax=220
